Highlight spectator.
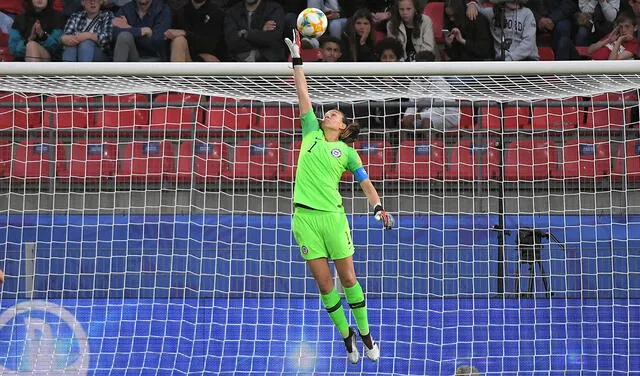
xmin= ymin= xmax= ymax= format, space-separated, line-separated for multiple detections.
xmin=386 ymin=0 xmax=434 ymax=61
xmin=575 ymin=0 xmax=619 ymax=46
xmin=629 ymin=0 xmax=640 ymax=38
xmin=224 ymin=0 xmax=285 ymax=62
xmin=455 ymin=365 xmax=482 ymax=376
xmin=341 ymin=8 xmax=377 ymax=61
xmin=112 ymin=0 xmax=171 ymax=61
xmin=61 ymin=0 xmax=114 ymax=62
xmin=274 ymin=0 xmax=306 ymax=33
xmin=0 ymin=11 xmax=14 ymax=34
xmin=367 ymin=0 xmax=395 ymax=31
xmin=167 ymin=0 xmax=225 ymax=62
xmin=443 ymin=0 xmax=492 ymax=61
xmin=527 ymin=0 xmax=576 ymax=53
xmin=401 ymin=50 xmax=460 ymax=132
xmin=307 ymin=1 xmax=361 ymax=39
xmin=557 ymin=11 xmax=638 ymax=59
xmin=375 ymin=36 xmax=403 ymax=61
xmin=319 ymin=35 xmax=342 ymax=61
xmin=9 ymin=0 xmax=65 ymax=61
xmin=467 ymin=0 xmax=539 ymax=61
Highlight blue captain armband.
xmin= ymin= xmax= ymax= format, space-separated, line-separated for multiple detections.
xmin=353 ymin=167 xmax=369 ymax=183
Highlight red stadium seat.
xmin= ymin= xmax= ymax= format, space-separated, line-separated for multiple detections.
xmin=203 ymin=97 xmax=256 ymax=131
xmin=374 ymin=30 xmax=387 ymax=42
xmin=538 ymin=46 xmax=555 ymax=61
xmin=117 ymin=141 xmax=176 ymax=182
xmin=552 ymin=139 xmax=611 ymax=180
xmin=0 ymin=92 xmax=42 ymax=129
xmin=575 ymin=46 xmax=591 ymax=58
xmin=531 ymin=98 xmax=581 ymax=130
xmin=621 ymin=139 xmax=640 ymax=181
xmin=225 ymin=139 xmax=280 ymax=180
xmin=150 ymin=93 xmax=201 ymax=131
xmin=583 ymin=92 xmax=636 ymax=129
xmin=58 ymin=140 xmax=118 ymax=182
xmin=96 ymin=94 xmax=149 ymax=129
xmin=258 ymin=105 xmax=300 ymax=132
xmin=279 ymin=141 xmax=301 ymax=182
xmin=353 ymin=140 xmax=394 ymax=182
xmin=396 ymin=140 xmax=444 ymax=180
xmin=503 ymin=139 xmax=557 ymax=180
xmin=177 ymin=140 xmax=229 ymax=182
xmin=423 ymin=2 xmax=445 ymax=44
xmin=445 ymin=140 xmax=501 ymax=180
xmin=459 ymin=104 xmax=475 ymax=129
xmin=11 ymin=140 xmax=64 ymax=181
xmin=0 ymin=140 xmax=11 ymax=177
xmin=44 ymin=95 xmax=95 ymax=129
xmin=482 ymin=104 xmax=530 ymax=130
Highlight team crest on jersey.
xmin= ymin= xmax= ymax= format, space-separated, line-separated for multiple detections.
xmin=301 ymin=246 xmax=309 ymax=254
xmin=331 ymin=149 xmax=342 ymax=158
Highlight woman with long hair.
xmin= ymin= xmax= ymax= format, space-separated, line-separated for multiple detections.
xmin=9 ymin=0 xmax=64 ymax=61
xmin=284 ymin=30 xmax=395 ymax=364
xmin=443 ymin=0 xmax=492 ymax=61
xmin=386 ymin=0 xmax=434 ymax=61
xmin=340 ymin=8 xmax=377 ymax=62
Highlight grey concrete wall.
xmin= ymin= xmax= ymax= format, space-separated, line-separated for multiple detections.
xmin=1 ymin=185 xmax=638 ymax=215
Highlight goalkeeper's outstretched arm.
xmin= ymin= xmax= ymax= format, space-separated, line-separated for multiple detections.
xmin=285 ymin=30 xmax=312 ymax=116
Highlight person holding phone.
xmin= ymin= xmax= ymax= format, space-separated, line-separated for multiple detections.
xmin=443 ymin=0 xmax=492 ymax=61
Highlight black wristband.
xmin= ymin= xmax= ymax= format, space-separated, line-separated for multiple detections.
xmin=373 ymin=204 xmax=383 ymax=215
xmin=292 ymin=57 xmax=303 ymax=66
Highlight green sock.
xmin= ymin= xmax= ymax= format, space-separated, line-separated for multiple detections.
xmin=344 ymin=282 xmax=370 ymax=336
xmin=321 ymin=289 xmax=350 ymax=338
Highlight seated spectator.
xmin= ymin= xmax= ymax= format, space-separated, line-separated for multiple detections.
xmin=467 ymin=0 xmax=539 ymax=61
xmin=341 ymin=8 xmax=377 ymax=61
xmin=319 ymin=35 xmax=342 ymax=61
xmin=443 ymin=0 xmax=492 ymax=61
xmin=62 ymin=0 xmax=114 ymax=62
xmin=628 ymin=0 xmax=640 ymax=38
xmin=368 ymin=0 xmax=394 ymax=32
xmin=527 ymin=0 xmax=576 ymax=54
xmin=112 ymin=0 xmax=172 ymax=61
xmin=575 ymin=0 xmax=619 ymax=46
xmin=386 ymin=0 xmax=434 ymax=61
xmin=0 ymin=11 xmax=14 ymax=34
xmin=376 ymin=36 xmax=403 ymax=61
xmin=224 ymin=0 xmax=285 ymax=62
xmin=9 ymin=0 xmax=65 ymax=61
xmin=275 ymin=0 xmax=306 ymax=33
xmin=560 ymin=12 xmax=638 ymax=59
xmin=401 ymin=50 xmax=460 ymax=132
xmin=307 ymin=1 xmax=365 ymax=39
xmin=167 ymin=0 xmax=225 ymax=62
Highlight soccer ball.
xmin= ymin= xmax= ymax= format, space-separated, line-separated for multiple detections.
xmin=296 ymin=8 xmax=328 ymax=38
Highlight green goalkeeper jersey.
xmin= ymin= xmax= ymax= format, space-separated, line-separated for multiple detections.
xmin=293 ymin=109 xmax=363 ymax=212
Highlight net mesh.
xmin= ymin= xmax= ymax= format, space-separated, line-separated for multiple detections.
xmin=0 ymin=72 xmax=638 ymax=375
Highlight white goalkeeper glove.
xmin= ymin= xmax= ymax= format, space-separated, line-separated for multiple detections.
xmin=374 ymin=204 xmax=394 ymax=230
xmin=284 ymin=29 xmax=302 ymax=65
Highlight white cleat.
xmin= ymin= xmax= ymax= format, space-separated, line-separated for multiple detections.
xmin=364 ymin=341 xmax=380 ymax=361
xmin=360 ymin=332 xmax=380 ymax=361
xmin=344 ymin=328 xmax=360 ymax=364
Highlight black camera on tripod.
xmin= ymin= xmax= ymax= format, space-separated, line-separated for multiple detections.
xmin=515 ymin=228 xmax=564 ymax=297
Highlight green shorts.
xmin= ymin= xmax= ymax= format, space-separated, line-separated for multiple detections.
xmin=292 ymin=206 xmax=354 ymax=261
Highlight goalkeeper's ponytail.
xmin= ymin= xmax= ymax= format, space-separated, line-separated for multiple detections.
xmin=339 ymin=121 xmax=360 ymax=144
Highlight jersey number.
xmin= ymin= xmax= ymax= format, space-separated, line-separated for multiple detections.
xmin=307 ymin=141 xmax=318 ymax=153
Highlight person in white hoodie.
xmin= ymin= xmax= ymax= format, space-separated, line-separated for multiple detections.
xmin=466 ymin=0 xmax=539 ymax=61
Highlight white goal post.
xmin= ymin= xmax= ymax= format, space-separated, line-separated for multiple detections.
xmin=0 ymin=61 xmax=638 ymax=376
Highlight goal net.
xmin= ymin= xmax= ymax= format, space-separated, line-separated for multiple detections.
xmin=0 ymin=61 xmax=638 ymax=375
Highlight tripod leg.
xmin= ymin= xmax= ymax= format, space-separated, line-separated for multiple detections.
xmin=526 ymin=263 xmax=534 ymax=297
xmin=538 ymin=260 xmax=553 ymax=297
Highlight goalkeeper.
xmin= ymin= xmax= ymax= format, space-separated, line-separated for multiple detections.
xmin=285 ymin=30 xmax=395 ymax=364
